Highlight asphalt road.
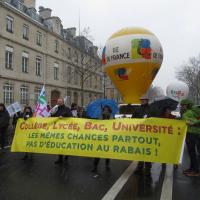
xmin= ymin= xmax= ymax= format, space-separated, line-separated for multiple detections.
xmin=0 ymin=148 xmax=200 ymax=200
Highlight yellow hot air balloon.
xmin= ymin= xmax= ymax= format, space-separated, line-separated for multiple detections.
xmin=102 ymin=27 xmax=163 ymax=103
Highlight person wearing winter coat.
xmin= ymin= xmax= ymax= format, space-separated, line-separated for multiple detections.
xmin=71 ymin=103 xmax=78 ymax=117
xmin=132 ymin=95 xmax=152 ymax=176
xmin=12 ymin=111 xmax=23 ymax=131
xmin=22 ymin=106 xmax=33 ymax=160
xmin=181 ymin=99 xmax=200 ymax=177
xmin=52 ymin=98 xmax=72 ymax=164
xmin=91 ymin=105 xmax=113 ymax=173
xmin=0 ymin=103 xmax=10 ymax=149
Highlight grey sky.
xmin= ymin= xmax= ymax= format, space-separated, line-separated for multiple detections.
xmin=36 ymin=0 xmax=200 ymax=92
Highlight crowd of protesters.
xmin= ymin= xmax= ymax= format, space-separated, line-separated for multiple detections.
xmin=0 ymin=95 xmax=200 ymax=177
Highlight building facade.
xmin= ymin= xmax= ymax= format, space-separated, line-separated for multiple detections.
xmin=0 ymin=0 xmax=105 ymax=108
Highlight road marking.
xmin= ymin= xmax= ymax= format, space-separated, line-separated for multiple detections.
xmin=160 ymin=164 xmax=173 ymax=200
xmin=0 ymin=146 xmax=11 ymax=150
xmin=101 ymin=162 xmax=137 ymax=200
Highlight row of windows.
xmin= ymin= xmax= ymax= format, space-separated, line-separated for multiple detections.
xmin=3 ymin=84 xmax=41 ymax=105
xmin=5 ymin=47 xmax=42 ymax=76
xmin=6 ymin=16 xmax=42 ymax=46
xmin=4 ymin=47 xmax=103 ymax=85
xmin=6 ymin=16 xmax=88 ymax=59
xmin=3 ymin=83 xmax=102 ymax=106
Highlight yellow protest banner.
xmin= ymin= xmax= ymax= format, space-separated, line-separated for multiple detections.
xmin=11 ymin=117 xmax=187 ymax=164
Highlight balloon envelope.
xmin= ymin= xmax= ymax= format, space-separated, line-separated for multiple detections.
xmin=166 ymin=81 xmax=189 ymax=102
xmin=103 ymin=27 xmax=163 ymax=104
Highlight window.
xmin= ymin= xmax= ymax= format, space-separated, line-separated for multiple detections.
xmin=67 ymin=66 xmax=71 ymax=83
xmin=55 ymin=40 xmax=59 ymax=53
xmin=68 ymin=48 xmax=71 ymax=59
xmin=36 ymin=57 xmax=42 ymax=76
xmin=89 ymin=93 xmax=92 ymax=101
xmin=74 ymin=51 xmax=78 ymax=63
xmin=100 ymin=76 xmax=103 ymax=90
xmin=67 ymin=91 xmax=71 ymax=106
xmin=55 ymin=20 xmax=59 ymax=30
xmin=86 ymin=79 xmax=89 ymax=88
xmin=36 ymin=31 xmax=42 ymax=46
xmin=22 ymin=52 xmax=29 ymax=73
xmin=5 ymin=46 xmax=13 ymax=70
xmin=20 ymin=85 xmax=29 ymax=104
xmin=23 ymin=24 xmax=29 ymax=40
xmin=34 ymin=87 xmax=42 ymax=103
xmin=94 ymin=75 xmax=98 ymax=89
xmin=74 ymin=69 xmax=78 ymax=85
xmin=54 ymin=63 xmax=59 ymax=80
xmin=3 ymin=83 xmax=14 ymax=104
xmin=6 ymin=16 xmax=13 ymax=33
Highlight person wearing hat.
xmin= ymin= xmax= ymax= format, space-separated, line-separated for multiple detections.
xmin=181 ymin=98 xmax=200 ymax=177
xmin=132 ymin=94 xmax=152 ymax=176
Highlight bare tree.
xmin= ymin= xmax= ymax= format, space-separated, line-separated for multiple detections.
xmin=68 ymin=28 xmax=103 ymax=106
xmin=176 ymin=55 xmax=200 ymax=104
xmin=81 ymin=27 xmax=94 ymax=43
xmin=77 ymin=54 xmax=101 ymax=106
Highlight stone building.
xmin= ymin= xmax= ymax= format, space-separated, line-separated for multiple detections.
xmin=0 ymin=0 xmax=104 ymax=109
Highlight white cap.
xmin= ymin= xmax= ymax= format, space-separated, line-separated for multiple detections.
xmin=140 ymin=94 xmax=149 ymax=100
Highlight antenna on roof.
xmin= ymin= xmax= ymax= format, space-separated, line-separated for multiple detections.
xmin=78 ymin=9 xmax=81 ymax=36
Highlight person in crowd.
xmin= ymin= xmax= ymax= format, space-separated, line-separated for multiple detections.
xmin=0 ymin=103 xmax=10 ymax=150
xmin=91 ymin=105 xmax=113 ymax=173
xmin=160 ymin=106 xmax=177 ymax=169
xmin=47 ymin=104 xmax=51 ymax=112
xmin=12 ymin=111 xmax=23 ymax=131
xmin=132 ymin=95 xmax=152 ymax=176
xmin=52 ymin=98 xmax=72 ymax=164
xmin=181 ymin=99 xmax=200 ymax=177
xmin=160 ymin=106 xmax=176 ymax=119
xmin=71 ymin=103 xmax=78 ymax=117
xmin=22 ymin=106 xmax=33 ymax=160
xmin=77 ymin=107 xmax=87 ymax=118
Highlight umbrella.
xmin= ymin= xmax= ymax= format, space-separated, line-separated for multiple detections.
xmin=86 ymin=99 xmax=119 ymax=119
xmin=149 ymin=96 xmax=178 ymax=117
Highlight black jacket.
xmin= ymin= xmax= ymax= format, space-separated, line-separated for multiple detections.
xmin=132 ymin=104 xmax=150 ymax=118
xmin=12 ymin=111 xmax=23 ymax=126
xmin=52 ymin=105 xmax=72 ymax=117
xmin=0 ymin=105 xmax=10 ymax=128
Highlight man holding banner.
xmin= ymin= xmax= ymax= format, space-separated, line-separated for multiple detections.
xmin=52 ymin=98 xmax=72 ymax=164
xmin=132 ymin=94 xmax=152 ymax=176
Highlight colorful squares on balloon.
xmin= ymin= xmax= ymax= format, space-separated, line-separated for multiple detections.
xmin=114 ymin=68 xmax=128 ymax=80
xmin=131 ymin=38 xmax=152 ymax=59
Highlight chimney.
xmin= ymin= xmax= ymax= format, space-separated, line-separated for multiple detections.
xmin=23 ymin=0 xmax=35 ymax=8
xmin=39 ymin=6 xmax=52 ymax=19
xmin=65 ymin=27 xmax=76 ymax=38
